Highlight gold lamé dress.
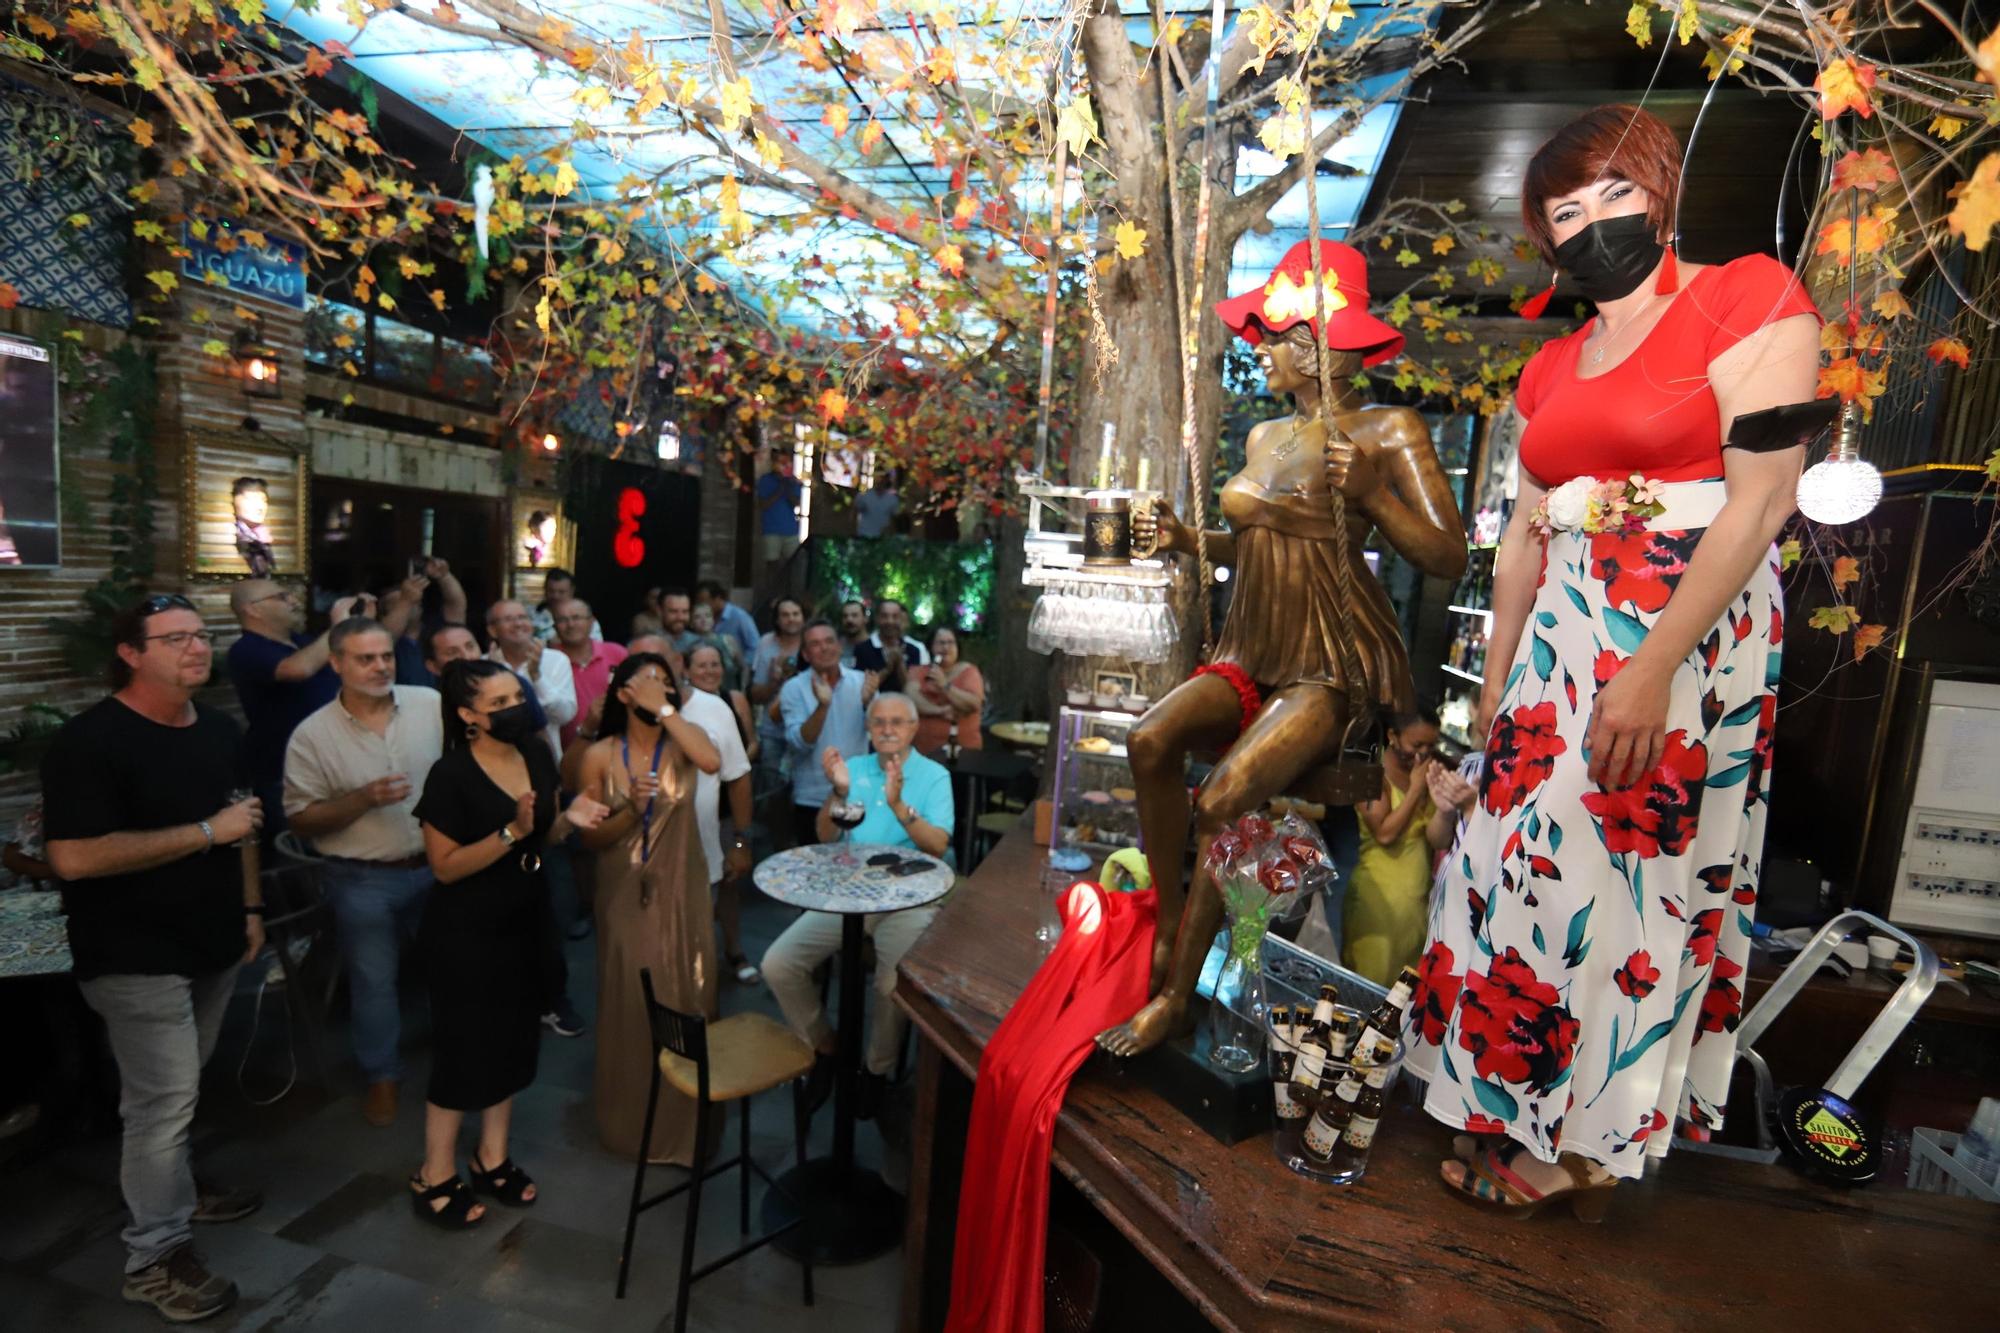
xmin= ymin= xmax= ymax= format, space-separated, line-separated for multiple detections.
xmin=1211 ymin=470 xmax=1413 ymax=714
xmin=593 ymin=744 xmax=720 ymax=1165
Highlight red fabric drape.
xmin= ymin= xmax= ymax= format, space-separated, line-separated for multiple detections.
xmin=945 ymin=882 xmax=1158 ymax=1333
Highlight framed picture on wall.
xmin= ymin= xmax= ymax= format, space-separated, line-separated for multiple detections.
xmin=512 ymin=490 xmax=574 ymax=572
xmin=0 ymin=332 xmax=61 ymax=569
xmin=182 ymin=430 xmax=309 ymax=581
xmin=1093 ymin=669 xmax=1137 ymax=703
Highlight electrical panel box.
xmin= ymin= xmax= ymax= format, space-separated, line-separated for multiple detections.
xmin=1890 ymin=680 xmax=2000 ymax=938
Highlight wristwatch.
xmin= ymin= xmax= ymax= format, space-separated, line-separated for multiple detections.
xmin=499 ymin=825 xmax=518 ymax=847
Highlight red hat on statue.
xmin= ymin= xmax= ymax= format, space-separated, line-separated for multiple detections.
xmin=1214 ymin=239 xmax=1405 ymax=367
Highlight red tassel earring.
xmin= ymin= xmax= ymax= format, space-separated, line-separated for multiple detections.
xmin=1655 ymin=243 xmax=1679 ymax=296
xmin=1519 ymin=277 xmax=1556 ymax=320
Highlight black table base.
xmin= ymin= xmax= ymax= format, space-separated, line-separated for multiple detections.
xmin=761 ymin=1159 xmax=904 ymax=1265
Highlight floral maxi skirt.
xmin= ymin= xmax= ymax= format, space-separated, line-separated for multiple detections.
xmin=1404 ymin=522 xmax=1781 ymax=1180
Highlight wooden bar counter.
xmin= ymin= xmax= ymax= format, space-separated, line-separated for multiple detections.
xmin=894 ymin=829 xmax=2000 ymax=1331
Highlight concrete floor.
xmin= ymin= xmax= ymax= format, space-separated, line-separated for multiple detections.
xmin=0 ymin=876 xmax=910 ymax=1332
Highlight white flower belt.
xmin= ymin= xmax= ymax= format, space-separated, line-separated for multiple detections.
xmin=1531 ymin=476 xmax=1727 ymax=537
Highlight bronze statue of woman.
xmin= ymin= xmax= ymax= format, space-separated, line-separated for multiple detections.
xmin=1097 ymin=240 xmax=1468 ymax=1057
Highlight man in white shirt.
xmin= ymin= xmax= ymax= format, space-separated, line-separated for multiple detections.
xmin=484 ymin=599 xmax=575 ymax=763
xmin=282 ymin=617 xmax=443 ymax=1127
xmin=681 ymin=643 xmax=759 ymax=984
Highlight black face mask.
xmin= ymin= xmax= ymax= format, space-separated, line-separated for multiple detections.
xmin=482 ymin=702 xmax=539 ymax=745
xmin=1553 ymin=213 xmax=1664 ymax=304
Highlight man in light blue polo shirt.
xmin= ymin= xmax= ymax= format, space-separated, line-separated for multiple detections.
xmin=778 ymin=618 xmax=873 ymax=845
xmin=762 ymin=691 xmax=954 ymax=1119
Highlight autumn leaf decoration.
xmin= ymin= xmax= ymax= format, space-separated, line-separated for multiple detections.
xmin=1803 ymin=561 xmax=1884 ymax=663
xmin=1815 ymin=57 xmax=1878 ymax=120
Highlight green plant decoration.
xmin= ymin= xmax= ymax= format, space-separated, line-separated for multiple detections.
xmin=46 ymin=340 xmax=159 ymax=680
xmin=810 ymin=536 xmax=995 ymax=635
xmin=0 ymin=704 xmax=71 ymax=777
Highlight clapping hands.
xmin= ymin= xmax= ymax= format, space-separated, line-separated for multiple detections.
xmin=566 ymin=788 xmax=610 ymax=831
xmin=820 ymin=746 xmax=852 ymax=798
xmin=1427 ymin=761 xmax=1477 ymax=816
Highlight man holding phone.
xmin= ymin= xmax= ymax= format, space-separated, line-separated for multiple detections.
xmin=384 ymin=557 xmax=467 ymax=687
xmin=227 ymin=580 xmax=363 ymax=842
xmin=283 ymin=617 xmax=443 ymax=1127
xmin=43 ymin=594 xmax=266 ymax=1323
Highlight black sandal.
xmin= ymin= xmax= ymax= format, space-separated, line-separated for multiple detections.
xmin=467 ymin=1155 xmax=537 ymax=1207
xmin=409 ymin=1172 xmax=484 ymax=1229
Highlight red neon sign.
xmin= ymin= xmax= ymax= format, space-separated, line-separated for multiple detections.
xmin=613 ymin=487 xmax=646 ymax=568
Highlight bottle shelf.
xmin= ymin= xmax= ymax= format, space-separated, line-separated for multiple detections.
xmin=1441 ymin=664 xmax=1484 ymax=684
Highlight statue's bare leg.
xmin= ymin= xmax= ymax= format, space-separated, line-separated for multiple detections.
xmin=1098 ymin=686 xmax=1346 ymax=1057
xmin=1120 ymin=674 xmax=1241 ymax=992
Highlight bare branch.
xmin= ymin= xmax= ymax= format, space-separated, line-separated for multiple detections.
xmin=1219 ymin=0 xmax=1531 ymax=237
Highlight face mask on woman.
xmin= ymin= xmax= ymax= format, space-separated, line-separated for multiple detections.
xmin=482 ymin=702 xmax=539 ymax=744
xmin=1553 ymin=213 xmax=1664 ymax=304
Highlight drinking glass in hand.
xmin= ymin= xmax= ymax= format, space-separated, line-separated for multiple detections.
xmin=227 ymin=787 xmax=256 ymax=847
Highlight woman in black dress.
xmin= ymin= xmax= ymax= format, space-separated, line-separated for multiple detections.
xmin=409 ymin=660 xmax=607 ymax=1227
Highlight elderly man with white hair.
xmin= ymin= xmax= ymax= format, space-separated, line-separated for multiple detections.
xmin=761 ymin=690 xmax=953 ymax=1119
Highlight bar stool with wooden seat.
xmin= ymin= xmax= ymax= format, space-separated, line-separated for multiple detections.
xmin=616 ymin=969 xmax=817 ymax=1330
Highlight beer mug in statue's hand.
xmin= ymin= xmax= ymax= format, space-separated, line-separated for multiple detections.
xmin=1131 ymin=496 xmax=1184 ymax=560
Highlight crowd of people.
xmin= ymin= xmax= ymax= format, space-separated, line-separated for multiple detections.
xmin=35 ymin=565 xmax=987 ymax=1321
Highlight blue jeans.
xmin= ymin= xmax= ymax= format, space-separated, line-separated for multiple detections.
xmin=79 ymin=967 xmax=240 ymax=1272
xmin=324 ymin=861 xmax=432 ymax=1083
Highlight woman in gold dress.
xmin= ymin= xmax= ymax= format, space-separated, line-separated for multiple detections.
xmin=574 ymin=653 xmax=723 ymax=1162
xmin=1099 ymin=240 xmax=1468 ymax=1057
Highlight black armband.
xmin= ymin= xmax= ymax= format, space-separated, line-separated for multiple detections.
xmin=1725 ymin=400 xmax=1839 ymax=454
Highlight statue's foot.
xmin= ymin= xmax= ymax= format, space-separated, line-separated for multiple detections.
xmin=1095 ymin=993 xmax=1190 ymax=1058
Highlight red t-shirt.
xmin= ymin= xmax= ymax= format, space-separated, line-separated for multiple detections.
xmin=1514 ymin=254 xmax=1820 ymax=486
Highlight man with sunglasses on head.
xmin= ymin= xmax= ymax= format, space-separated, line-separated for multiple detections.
xmin=42 ymin=594 xmax=267 ymax=1323
xmin=227 ymin=578 xmax=363 ymax=841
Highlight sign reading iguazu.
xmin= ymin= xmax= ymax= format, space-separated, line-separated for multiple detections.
xmin=179 ymin=223 xmax=308 ymax=310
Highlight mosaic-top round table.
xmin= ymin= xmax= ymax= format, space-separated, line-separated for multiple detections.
xmin=753 ymin=842 xmax=953 ymax=1264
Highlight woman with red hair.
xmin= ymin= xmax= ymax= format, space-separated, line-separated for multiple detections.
xmin=1404 ymin=104 xmax=1821 ymax=1217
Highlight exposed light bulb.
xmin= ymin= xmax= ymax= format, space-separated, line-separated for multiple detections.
xmin=1796 ymin=456 xmax=1882 ymax=525
xmin=540 ymin=432 xmax=561 ymax=452
xmin=1795 ymin=405 xmax=1880 ymax=525
xmin=1214 ymin=565 xmax=1231 ymax=583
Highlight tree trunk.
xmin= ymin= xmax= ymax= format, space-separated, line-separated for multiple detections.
xmin=1058 ymin=12 xmax=1244 ymax=701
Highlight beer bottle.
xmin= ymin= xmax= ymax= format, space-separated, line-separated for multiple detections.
xmin=1302 ymin=1069 xmax=1363 ymax=1161
xmin=1288 ymin=1029 xmax=1329 ymax=1107
xmin=1326 ymin=1011 xmax=1360 ymax=1064
xmin=1269 ymin=1004 xmax=1294 ymax=1047
xmin=1270 ymin=1021 xmax=1308 ymax=1123
xmin=1365 ymin=967 xmax=1420 ymax=1038
xmin=1303 ymin=985 xmax=1341 ymax=1046
xmin=1341 ymin=1053 xmax=1395 ymax=1152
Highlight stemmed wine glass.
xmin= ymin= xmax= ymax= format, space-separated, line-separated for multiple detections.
xmin=827 ymin=795 xmax=865 ymax=866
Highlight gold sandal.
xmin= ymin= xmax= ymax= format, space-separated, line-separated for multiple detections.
xmin=1442 ymin=1146 xmax=1616 ymax=1223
